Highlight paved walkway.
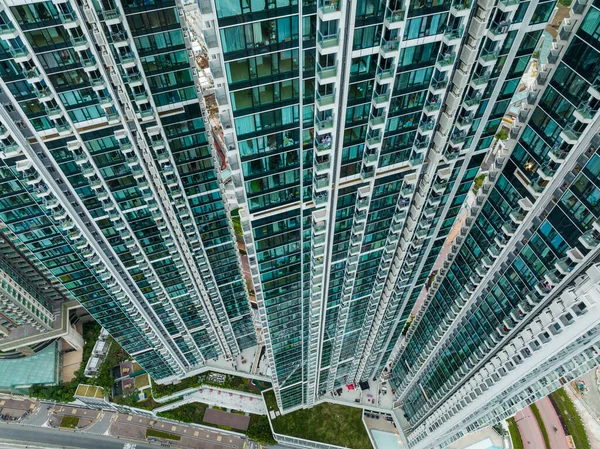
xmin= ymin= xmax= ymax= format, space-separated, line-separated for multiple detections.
xmin=565 ymin=383 xmax=600 ymax=449
xmin=535 ymin=397 xmax=569 ymax=449
xmin=515 ymin=406 xmax=545 ymax=449
xmin=155 ymin=386 xmax=265 ymax=415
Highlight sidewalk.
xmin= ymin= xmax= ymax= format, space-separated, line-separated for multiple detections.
xmin=154 ymin=385 xmax=265 ymax=415
xmin=535 ymin=397 xmax=569 ymax=449
xmin=111 ymin=413 xmax=244 ymax=449
xmin=5 ymin=394 xmax=250 ymax=449
xmin=565 ymin=384 xmax=600 ymax=449
xmin=515 ymin=406 xmax=545 ymax=449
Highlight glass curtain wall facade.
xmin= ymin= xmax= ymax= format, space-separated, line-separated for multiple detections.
xmin=389 ymin=1 xmax=600 ymax=448
xmin=0 ymin=0 xmax=253 ymax=381
xmin=203 ymin=0 xmax=553 ymax=411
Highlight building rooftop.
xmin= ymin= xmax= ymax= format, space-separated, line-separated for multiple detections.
xmin=75 ymin=384 xmax=105 ymax=399
xmin=0 ymin=341 xmax=58 ymax=391
xmin=264 ymin=390 xmax=373 ymax=449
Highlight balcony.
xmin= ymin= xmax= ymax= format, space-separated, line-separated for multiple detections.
xmin=527 ymin=89 xmax=539 ymax=105
xmin=0 ymin=22 xmax=17 ymax=39
xmin=384 ymin=6 xmax=405 ymax=29
xmin=471 ymin=73 xmax=490 ymax=88
xmin=410 ymin=153 xmax=424 ymax=167
xmin=316 ymin=91 xmax=335 ymax=109
xmin=33 ymin=87 xmax=53 ymax=101
xmin=376 ymin=65 xmax=395 ymax=83
xmin=0 ymin=141 xmax=20 ymax=158
xmin=313 ymin=175 xmax=329 ymax=192
xmin=316 ymin=63 xmax=337 ymax=83
xmin=414 ymin=137 xmax=430 ymax=151
xmin=443 ymin=147 xmax=460 ymax=163
xmin=488 ymin=21 xmax=511 ymax=38
xmin=418 ymin=120 xmax=435 ymax=135
xmin=119 ymin=52 xmax=137 ymax=68
xmin=80 ymin=56 xmax=98 ymax=72
xmin=443 ymin=26 xmax=464 ymax=46
xmin=479 ymin=48 xmax=499 ymax=66
xmin=430 ymin=77 xmax=448 ymax=94
xmin=424 ymin=99 xmax=441 ymax=115
xmin=315 ymin=115 xmax=334 ymax=134
xmin=59 ymin=11 xmax=80 ymax=28
xmin=450 ymin=0 xmax=471 ymax=15
xmin=315 ymin=136 xmax=332 ymax=155
xmin=109 ymin=31 xmax=129 ymax=47
xmin=314 ymin=158 xmax=330 ymax=174
xmin=499 ymin=0 xmax=520 ymax=11
xmin=373 ymin=91 xmax=390 ymax=106
xmin=588 ymin=75 xmax=600 ymax=100
xmin=317 ymin=31 xmax=339 ymax=54
xmin=559 ymin=124 xmax=582 ymax=145
xmin=139 ymin=108 xmax=154 ymax=121
xmin=23 ymin=67 xmax=42 ymax=83
xmin=456 ymin=114 xmax=473 ymax=130
xmin=104 ymin=8 xmax=122 ymax=24
xmin=579 ymin=229 xmax=600 ymax=250
xmin=436 ymin=52 xmax=456 ymax=71
xmin=361 ymin=165 xmax=375 ymax=180
xmin=45 ymin=105 xmax=63 ymax=119
xmin=318 ymin=0 xmax=341 ymax=19
xmin=369 ymin=113 xmax=386 ymax=129
xmin=449 ymin=130 xmax=466 ymax=146
xmin=380 ymin=37 xmax=400 ymax=57
xmin=56 ymin=123 xmax=71 ymax=135
xmin=549 ymin=146 xmax=569 ymax=163
xmin=9 ymin=46 xmax=30 ymax=62
xmin=432 ymin=180 xmax=448 ymax=194
xmin=366 ymin=132 xmax=382 ymax=148
xmin=71 ymin=35 xmax=89 ymax=51
xmin=574 ymin=103 xmax=597 ymax=124
xmin=537 ymin=162 xmax=557 ymax=181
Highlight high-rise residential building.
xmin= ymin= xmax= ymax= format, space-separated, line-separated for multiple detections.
xmin=0 ymin=0 xmax=255 ymax=381
xmin=200 ymin=0 xmax=559 ymax=412
xmin=387 ymin=1 xmax=600 ymax=447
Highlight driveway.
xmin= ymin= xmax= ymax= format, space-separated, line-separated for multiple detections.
xmin=535 ymin=397 xmax=569 ymax=449
xmin=515 ymin=406 xmax=545 ymax=449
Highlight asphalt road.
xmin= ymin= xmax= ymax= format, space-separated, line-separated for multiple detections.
xmin=0 ymin=423 xmax=156 ymax=449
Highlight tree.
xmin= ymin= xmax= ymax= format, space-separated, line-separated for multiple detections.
xmin=247 ymin=415 xmax=276 ymax=445
xmin=495 ymin=128 xmax=509 ymax=141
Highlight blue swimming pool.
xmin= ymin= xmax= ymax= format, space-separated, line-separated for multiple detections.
xmin=371 ymin=430 xmax=405 ymax=449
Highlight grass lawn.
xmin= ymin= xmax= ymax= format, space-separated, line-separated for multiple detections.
xmin=60 ymin=416 xmax=80 ymax=429
xmin=551 ymin=388 xmax=591 ymax=449
xmin=263 ymin=390 xmax=372 ymax=449
xmin=530 ymin=403 xmax=551 ymax=449
xmin=146 ymin=429 xmax=181 ymax=441
xmin=157 ymin=402 xmax=208 ymax=424
xmin=507 ymin=418 xmax=524 ymax=449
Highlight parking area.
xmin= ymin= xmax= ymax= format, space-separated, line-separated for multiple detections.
xmin=0 ymin=396 xmax=36 ymax=422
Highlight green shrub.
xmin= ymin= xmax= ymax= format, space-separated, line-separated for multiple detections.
xmin=530 ymin=403 xmax=551 ymax=449
xmin=551 ymin=388 xmax=590 ymax=449
xmin=507 ymin=418 xmax=524 ymax=449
